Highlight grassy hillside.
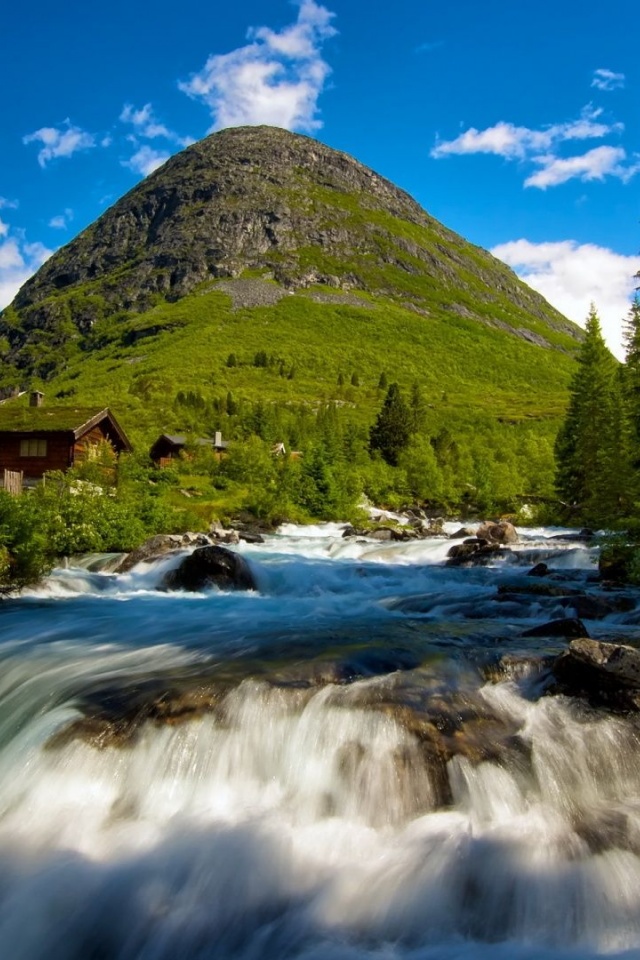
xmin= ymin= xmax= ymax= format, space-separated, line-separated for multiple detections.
xmin=15 ymin=279 xmax=574 ymax=444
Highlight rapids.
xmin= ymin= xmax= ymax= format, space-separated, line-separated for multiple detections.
xmin=1 ymin=523 xmax=640 ymax=960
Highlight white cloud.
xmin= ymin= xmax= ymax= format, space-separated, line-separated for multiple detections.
xmin=179 ymin=0 xmax=337 ymax=132
xmin=431 ymin=106 xmax=622 ymax=160
xmin=119 ymin=102 xmax=194 ymax=175
xmin=592 ymin=68 xmax=625 ymax=92
xmin=23 ymin=120 xmax=96 ymax=167
xmin=0 ymin=197 xmax=18 ymax=211
xmin=431 ymin=104 xmax=637 ymax=190
xmin=120 ymin=103 xmax=173 ymax=140
xmin=524 ymin=145 xmax=638 ymax=189
xmin=122 ymin=145 xmax=170 ymax=177
xmin=492 ymin=238 xmax=640 ymax=359
xmin=48 ymin=208 xmax=74 ymax=230
xmin=0 ymin=218 xmax=8 ymax=239
xmin=0 ymin=223 xmax=54 ymax=309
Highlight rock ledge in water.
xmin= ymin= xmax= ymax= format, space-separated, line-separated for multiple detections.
xmin=161 ymin=545 xmax=256 ymax=592
xmin=552 ymin=638 xmax=640 ymax=711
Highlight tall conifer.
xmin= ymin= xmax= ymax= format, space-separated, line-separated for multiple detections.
xmin=369 ymin=382 xmax=413 ymax=466
xmin=555 ymin=305 xmax=623 ymax=523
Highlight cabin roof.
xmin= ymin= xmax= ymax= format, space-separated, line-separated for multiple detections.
xmin=0 ymin=406 xmax=132 ymax=450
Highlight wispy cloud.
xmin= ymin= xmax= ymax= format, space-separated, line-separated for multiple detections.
xmin=119 ymin=102 xmax=193 ymax=177
xmin=23 ymin=120 xmax=96 ymax=167
xmin=122 ymin=145 xmax=171 ymax=177
xmin=0 ymin=197 xmax=18 ymax=211
xmin=431 ymin=106 xmax=621 ymax=160
xmin=592 ymin=68 xmax=625 ymax=92
xmin=48 ymin=208 xmax=74 ymax=230
xmin=524 ymin=145 xmax=638 ymax=189
xmin=492 ymin=238 xmax=640 ymax=359
xmin=120 ymin=103 xmax=173 ymax=140
xmin=179 ymin=0 xmax=337 ymax=132
xmin=0 ymin=216 xmax=54 ymax=308
xmin=431 ymin=104 xmax=637 ymax=189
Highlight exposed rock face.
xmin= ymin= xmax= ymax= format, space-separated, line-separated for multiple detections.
xmin=552 ymin=638 xmax=640 ymax=711
xmin=161 ymin=545 xmax=256 ymax=593
xmin=3 ymin=126 xmax=581 ymax=379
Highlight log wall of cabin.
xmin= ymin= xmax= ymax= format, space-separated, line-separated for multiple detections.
xmin=0 ymin=432 xmax=74 ymax=479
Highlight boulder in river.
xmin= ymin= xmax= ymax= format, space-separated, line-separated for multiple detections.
xmin=521 ymin=617 xmax=588 ymax=639
xmin=552 ymin=638 xmax=640 ymax=711
xmin=476 ymin=520 xmax=519 ymax=544
xmin=161 ymin=545 xmax=257 ymax=592
xmin=446 ymin=538 xmax=502 ymax=566
xmin=115 ymin=534 xmax=191 ymax=574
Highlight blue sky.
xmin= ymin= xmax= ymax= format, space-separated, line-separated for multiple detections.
xmin=1 ymin=0 xmax=638 ymax=355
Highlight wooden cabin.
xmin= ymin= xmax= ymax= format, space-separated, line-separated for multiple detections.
xmin=150 ymin=431 xmax=229 ymax=467
xmin=0 ymin=401 xmax=132 ymax=485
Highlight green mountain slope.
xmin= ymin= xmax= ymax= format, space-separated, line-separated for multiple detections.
xmin=0 ymin=126 xmax=580 ymax=462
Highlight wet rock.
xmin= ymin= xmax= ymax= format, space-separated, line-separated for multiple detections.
xmin=161 ymin=545 xmax=257 ymax=592
xmin=476 ymin=520 xmax=519 ymax=544
xmin=449 ymin=526 xmax=475 ymax=539
xmin=560 ymin=593 xmax=636 ymax=620
xmin=528 ymin=562 xmax=549 ymax=577
xmin=47 ymin=682 xmax=226 ymax=750
xmin=521 ymin=617 xmax=589 ymax=639
xmin=552 ymin=638 xmax=640 ymax=711
xmin=237 ymin=531 xmax=265 ymax=544
xmin=483 ymin=653 xmax=554 ymax=683
xmin=497 ymin=580 xmax=583 ymax=598
xmin=114 ymin=534 xmax=185 ymax=574
xmin=446 ymin=538 xmax=502 ymax=566
xmin=368 ymin=527 xmax=395 ymax=541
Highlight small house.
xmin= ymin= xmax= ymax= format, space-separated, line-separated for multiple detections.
xmin=0 ymin=397 xmax=132 ymax=485
xmin=150 ymin=431 xmax=228 ymax=467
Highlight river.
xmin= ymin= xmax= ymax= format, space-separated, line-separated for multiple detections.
xmin=1 ymin=522 xmax=640 ymax=960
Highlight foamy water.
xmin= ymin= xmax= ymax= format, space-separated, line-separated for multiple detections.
xmin=0 ymin=523 xmax=638 ymax=959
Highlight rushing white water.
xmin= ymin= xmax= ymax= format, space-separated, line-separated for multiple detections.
xmin=1 ymin=523 xmax=640 ymax=959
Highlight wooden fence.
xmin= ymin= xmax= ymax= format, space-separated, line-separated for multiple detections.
xmin=3 ymin=469 xmax=23 ymax=495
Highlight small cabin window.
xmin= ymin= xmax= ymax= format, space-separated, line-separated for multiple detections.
xmin=20 ymin=438 xmax=47 ymax=457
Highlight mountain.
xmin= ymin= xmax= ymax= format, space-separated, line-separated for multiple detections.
xmin=0 ymin=126 xmax=581 ymax=446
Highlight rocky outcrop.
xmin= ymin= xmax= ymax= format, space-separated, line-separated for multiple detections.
xmin=161 ymin=545 xmax=256 ymax=592
xmin=552 ymin=638 xmax=640 ymax=711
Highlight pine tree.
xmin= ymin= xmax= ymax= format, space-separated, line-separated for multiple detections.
xmin=369 ymin=382 xmax=413 ymax=466
xmin=409 ymin=382 xmax=427 ymax=433
xmin=555 ymin=305 xmax=624 ymax=523
xmin=623 ymin=296 xmax=640 ymax=447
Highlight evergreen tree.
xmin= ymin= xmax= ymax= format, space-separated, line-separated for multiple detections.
xmin=369 ymin=382 xmax=413 ymax=466
xmin=378 ymin=371 xmax=388 ymax=390
xmin=409 ymin=382 xmax=428 ymax=433
xmin=623 ymin=295 xmax=640 ymax=450
xmin=555 ymin=305 xmax=624 ymax=523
